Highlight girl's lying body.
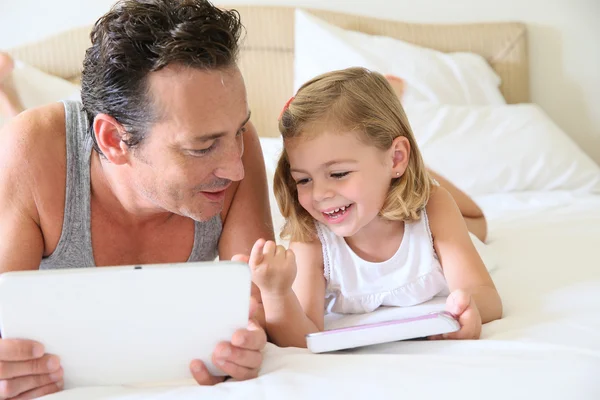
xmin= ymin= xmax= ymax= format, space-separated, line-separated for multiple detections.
xmin=249 ymin=67 xmax=502 ymax=348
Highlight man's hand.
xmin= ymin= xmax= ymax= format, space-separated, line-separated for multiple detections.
xmin=189 ymin=295 xmax=267 ymax=384
xmin=0 ymin=339 xmax=63 ymax=400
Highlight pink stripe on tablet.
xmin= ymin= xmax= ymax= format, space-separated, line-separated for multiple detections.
xmin=314 ymin=311 xmax=455 ymax=336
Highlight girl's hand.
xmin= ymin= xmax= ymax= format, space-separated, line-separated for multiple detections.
xmin=430 ymin=289 xmax=482 ymax=340
xmin=248 ymin=239 xmax=297 ymax=297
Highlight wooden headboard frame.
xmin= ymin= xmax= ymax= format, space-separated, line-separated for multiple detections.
xmin=8 ymin=5 xmax=529 ymax=138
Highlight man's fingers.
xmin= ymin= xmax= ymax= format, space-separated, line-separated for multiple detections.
xmin=213 ymin=343 xmax=263 ymax=370
xmin=196 ymin=320 xmax=267 ymax=385
xmin=0 ymin=355 xmax=61 ymax=380
xmin=11 ymin=380 xmax=63 ymax=400
xmin=230 ymin=320 xmax=267 ymax=350
xmin=0 ymin=369 xmax=63 ymax=399
xmin=249 ymin=239 xmax=266 ymax=267
xmin=248 ymin=296 xmax=259 ymax=320
xmin=189 ymin=360 xmax=224 ymax=386
xmin=0 ymin=341 xmax=44 ymax=362
xmin=211 ymin=359 xmax=258 ymax=382
xmin=231 ymin=254 xmax=249 ymax=264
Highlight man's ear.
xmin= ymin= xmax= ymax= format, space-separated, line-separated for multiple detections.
xmin=93 ymin=114 xmax=130 ymax=164
xmin=390 ymin=136 xmax=411 ymax=178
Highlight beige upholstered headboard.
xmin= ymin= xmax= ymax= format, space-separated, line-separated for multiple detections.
xmin=8 ymin=5 xmax=529 ymax=138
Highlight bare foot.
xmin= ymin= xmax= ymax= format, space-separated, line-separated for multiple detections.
xmin=0 ymin=52 xmax=15 ymax=80
xmin=0 ymin=52 xmax=25 ymax=117
xmin=384 ymin=74 xmax=405 ymax=102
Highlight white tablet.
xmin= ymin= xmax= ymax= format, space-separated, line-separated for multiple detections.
xmin=0 ymin=261 xmax=250 ymax=389
xmin=306 ymin=311 xmax=460 ymax=353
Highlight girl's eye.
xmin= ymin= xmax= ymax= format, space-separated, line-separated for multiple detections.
xmin=331 ymin=172 xmax=350 ymax=179
xmin=295 ymin=178 xmax=311 ymax=186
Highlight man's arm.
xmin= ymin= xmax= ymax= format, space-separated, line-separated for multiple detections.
xmin=0 ymin=119 xmax=66 ymax=398
xmin=0 ymin=203 xmax=44 ymax=274
xmin=219 ymin=121 xmax=275 ymax=259
xmin=0 ymin=120 xmax=45 ymax=273
xmin=219 ymin=121 xmax=273 ymax=331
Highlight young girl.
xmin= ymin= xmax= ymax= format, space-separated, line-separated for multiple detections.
xmin=249 ymin=67 xmax=502 ymax=348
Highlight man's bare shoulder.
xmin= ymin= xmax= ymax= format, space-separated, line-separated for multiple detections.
xmin=1 ymin=103 xmax=67 ymax=163
xmin=0 ymin=103 xmax=67 ymax=221
xmin=2 ymin=102 xmax=66 ymax=149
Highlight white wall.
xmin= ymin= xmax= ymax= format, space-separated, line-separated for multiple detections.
xmin=1 ymin=0 xmax=599 ymax=164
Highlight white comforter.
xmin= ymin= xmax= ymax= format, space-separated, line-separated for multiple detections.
xmin=44 ymin=191 xmax=600 ymax=400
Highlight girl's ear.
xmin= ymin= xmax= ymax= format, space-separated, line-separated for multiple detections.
xmin=390 ymin=136 xmax=410 ymax=178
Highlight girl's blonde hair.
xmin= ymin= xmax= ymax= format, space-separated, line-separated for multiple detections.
xmin=274 ymin=67 xmax=432 ymax=242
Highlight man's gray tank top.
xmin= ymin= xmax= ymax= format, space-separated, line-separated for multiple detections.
xmin=39 ymin=101 xmax=221 ymax=269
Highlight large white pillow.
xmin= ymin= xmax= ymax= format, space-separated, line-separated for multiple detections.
xmin=294 ymin=9 xmax=506 ymax=106
xmin=405 ymin=102 xmax=600 ymax=196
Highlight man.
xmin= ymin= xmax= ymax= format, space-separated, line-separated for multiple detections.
xmin=0 ymin=0 xmax=273 ymax=398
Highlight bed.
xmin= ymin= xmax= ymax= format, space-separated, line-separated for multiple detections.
xmin=5 ymin=5 xmax=600 ymax=400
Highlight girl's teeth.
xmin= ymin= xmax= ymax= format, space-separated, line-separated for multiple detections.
xmin=324 ymin=204 xmax=350 ymax=215
xmin=325 ymin=206 xmax=350 ymax=214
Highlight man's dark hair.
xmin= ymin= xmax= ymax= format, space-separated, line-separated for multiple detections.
xmin=80 ymin=0 xmax=243 ymax=154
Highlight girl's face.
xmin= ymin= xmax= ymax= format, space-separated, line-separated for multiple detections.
xmin=286 ymin=129 xmax=396 ymax=238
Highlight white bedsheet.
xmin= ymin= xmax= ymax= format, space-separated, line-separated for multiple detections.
xmin=41 ymin=191 xmax=600 ymax=399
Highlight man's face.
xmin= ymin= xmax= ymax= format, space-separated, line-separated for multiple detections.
xmin=127 ymin=64 xmax=250 ymax=221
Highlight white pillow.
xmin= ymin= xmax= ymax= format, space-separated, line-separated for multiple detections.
xmin=259 ymin=137 xmax=286 ymax=245
xmin=294 ymin=9 xmax=506 ymax=106
xmin=0 ymin=60 xmax=80 ymax=128
xmin=405 ymin=102 xmax=600 ymax=196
